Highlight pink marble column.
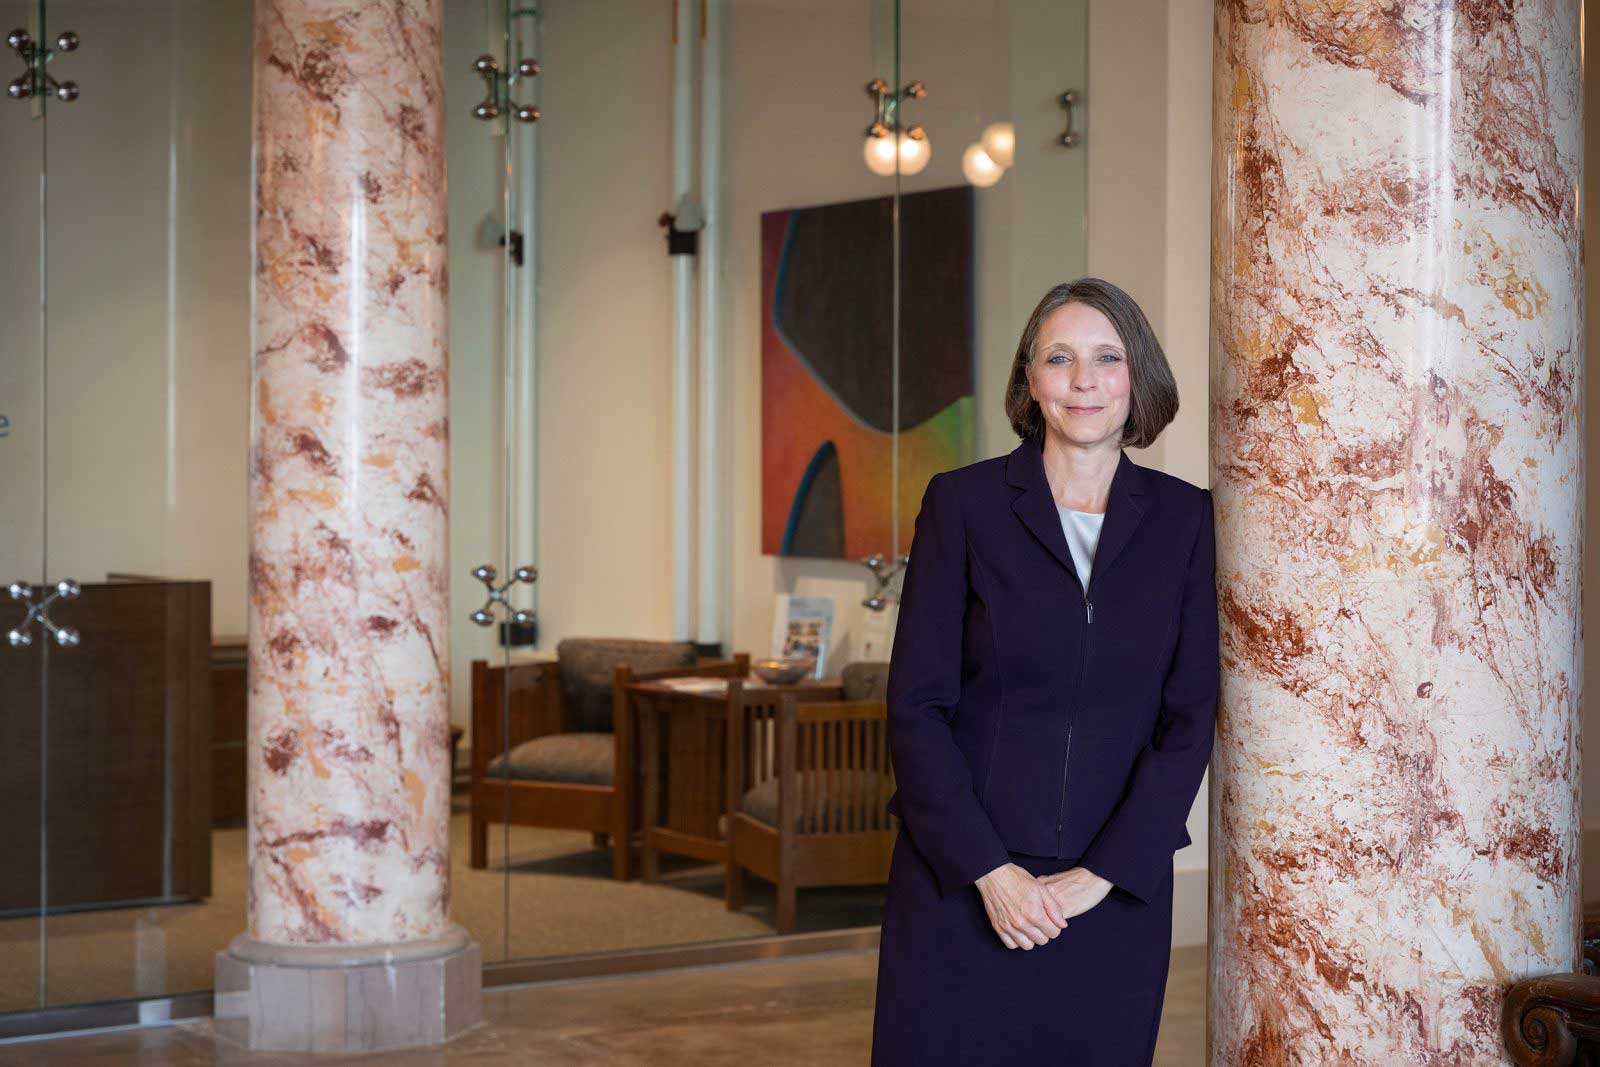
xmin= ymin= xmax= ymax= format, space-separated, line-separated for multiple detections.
xmin=1209 ymin=2 xmax=1582 ymax=1063
xmin=219 ymin=0 xmax=475 ymax=1051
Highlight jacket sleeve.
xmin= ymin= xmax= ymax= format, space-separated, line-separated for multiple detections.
xmin=885 ymin=472 xmax=1012 ymax=898
xmin=1078 ymin=487 xmax=1219 ymax=905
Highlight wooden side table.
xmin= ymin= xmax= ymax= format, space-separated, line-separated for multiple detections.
xmin=629 ymin=676 xmax=844 ymax=881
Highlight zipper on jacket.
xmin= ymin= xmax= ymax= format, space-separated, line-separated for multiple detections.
xmin=1056 ymin=579 xmax=1092 ymax=850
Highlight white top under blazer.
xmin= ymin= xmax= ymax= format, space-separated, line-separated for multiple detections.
xmin=1055 ymin=502 xmax=1105 ymax=588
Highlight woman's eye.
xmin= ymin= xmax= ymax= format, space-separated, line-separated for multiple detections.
xmin=1100 ymin=353 xmax=1122 ymax=362
xmin=1048 ymin=354 xmax=1067 ymax=363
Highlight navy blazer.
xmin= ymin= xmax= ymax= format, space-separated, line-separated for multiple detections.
xmin=884 ymin=434 xmax=1219 ymax=906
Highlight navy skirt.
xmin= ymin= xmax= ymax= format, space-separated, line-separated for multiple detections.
xmin=871 ymin=826 xmax=1174 ymax=1066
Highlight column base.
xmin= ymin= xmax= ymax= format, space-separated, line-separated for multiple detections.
xmin=213 ymin=924 xmax=481 ymax=1052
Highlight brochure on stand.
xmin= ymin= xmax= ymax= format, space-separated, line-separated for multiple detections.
xmin=770 ymin=593 xmax=834 ymax=679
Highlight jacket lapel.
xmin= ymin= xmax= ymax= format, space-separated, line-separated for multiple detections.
xmin=1005 ymin=434 xmax=1147 ymax=589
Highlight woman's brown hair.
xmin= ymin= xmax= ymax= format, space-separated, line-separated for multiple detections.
xmin=1003 ymin=277 xmax=1179 ymax=450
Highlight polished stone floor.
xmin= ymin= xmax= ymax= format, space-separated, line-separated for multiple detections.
xmin=0 ymin=805 xmax=885 ymax=1013
xmin=0 ymin=944 xmax=1207 ymax=1064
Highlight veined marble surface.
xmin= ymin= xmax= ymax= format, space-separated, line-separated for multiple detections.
xmin=1209 ymin=1 xmax=1583 ymax=1062
xmin=247 ymin=0 xmax=450 ymax=945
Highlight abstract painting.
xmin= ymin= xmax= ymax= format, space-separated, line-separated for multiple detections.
xmin=760 ymin=184 xmax=975 ymax=560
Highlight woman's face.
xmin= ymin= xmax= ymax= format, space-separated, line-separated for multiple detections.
xmin=1026 ymin=301 xmax=1131 ymax=451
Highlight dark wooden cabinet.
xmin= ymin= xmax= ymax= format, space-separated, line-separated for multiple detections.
xmin=0 ymin=579 xmax=212 ymax=915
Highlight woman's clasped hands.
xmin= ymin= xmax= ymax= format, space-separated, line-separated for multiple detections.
xmin=974 ymin=863 xmax=1114 ymax=950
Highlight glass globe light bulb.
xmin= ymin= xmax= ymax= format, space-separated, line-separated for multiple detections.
xmin=980 ymin=121 xmax=1015 ymax=169
xmin=962 ymin=143 xmax=1003 ymax=188
xmin=864 ymin=133 xmax=898 ymax=177
xmin=898 ymin=129 xmax=931 ymax=176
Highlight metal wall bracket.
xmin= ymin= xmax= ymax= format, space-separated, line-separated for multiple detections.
xmin=864 ymin=76 xmax=926 ymax=145
xmin=6 ymin=579 xmax=81 ymax=648
xmin=859 ymin=553 xmax=909 ymax=611
xmin=471 ymin=53 xmax=541 ymax=124
xmin=6 ymin=27 xmax=79 ymax=104
xmin=1059 ymin=89 xmax=1080 ymax=147
xmin=469 ymin=564 xmax=537 ymax=627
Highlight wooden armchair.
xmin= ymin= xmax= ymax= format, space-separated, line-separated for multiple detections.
xmin=723 ymin=686 xmax=897 ymax=933
xmin=470 ymin=637 xmax=748 ymax=881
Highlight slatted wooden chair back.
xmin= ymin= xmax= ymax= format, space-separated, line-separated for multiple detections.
xmin=726 ymin=688 xmax=894 ymax=836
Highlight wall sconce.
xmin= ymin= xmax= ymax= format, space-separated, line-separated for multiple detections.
xmin=961 ymin=143 xmax=1003 ymax=187
xmin=980 ymin=122 xmax=1014 ymax=167
xmin=962 ymin=120 xmax=1014 ymax=188
xmin=863 ymin=78 xmax=929 ymax=177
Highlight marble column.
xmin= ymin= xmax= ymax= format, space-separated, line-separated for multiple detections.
xmin=1210 ymin=3 xmax=1582 ymax=1063
xmin=214 ymin=0 xmax=478 ymax=1051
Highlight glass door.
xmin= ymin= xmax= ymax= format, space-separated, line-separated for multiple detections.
xmin=0 ymin=0 xmax=46 ymax=1017
xmin=488 ymin=0 xmax=539 ymax=965
xmin=29 ymin=0 xmax=251 ymax=1010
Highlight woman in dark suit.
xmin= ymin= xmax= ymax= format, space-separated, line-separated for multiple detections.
xmin=870 ymin=278 xmax=1218 ymax=1066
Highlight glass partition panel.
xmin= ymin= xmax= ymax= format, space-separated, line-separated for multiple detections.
xmin=0 ymin=0 xmax=46 ymax=1017
xmin=34 ymin=0 xmax=251 ymax=1008
xmin=19 ymin=0 xmax=525 ymax=1010
xmin=472 ymin=0 xmax=1088 ymax=963
xmin=26 ymin=0 xmax=530 ymax=1008
xmin=442 ymin=0 xmax=518 ymax=967
xmin=897 ymin=0 xmax=1089 ymax=480
xmin=477 ymin=0 xmax=893 ymax=958
xmin=718 ymin=0 xmax=904 ymax=937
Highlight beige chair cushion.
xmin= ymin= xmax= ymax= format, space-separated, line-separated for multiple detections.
xmin=737 ymin=770 xmax=894 ymax=834
xmin=485 ymin=732 xmax=614 ymax=786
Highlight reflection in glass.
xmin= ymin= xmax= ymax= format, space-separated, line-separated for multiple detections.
xmin=0 ymin=0 xmax=45 ymax=1014
xmin=0 ymin=0 xmax=1088 ymax=1036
